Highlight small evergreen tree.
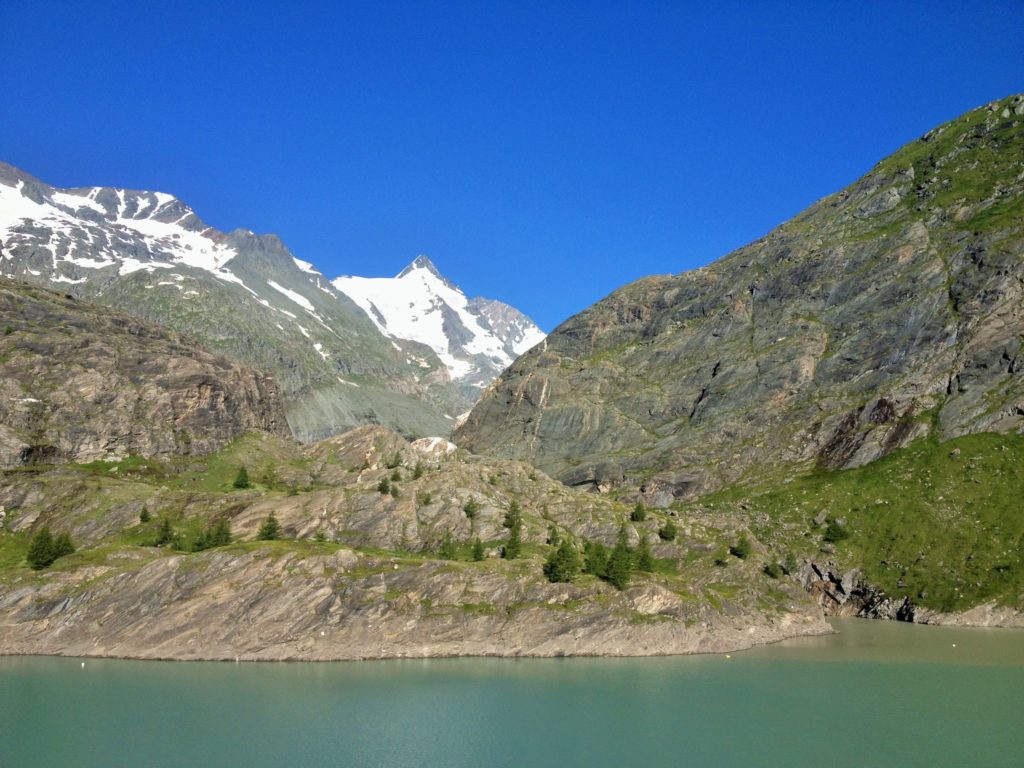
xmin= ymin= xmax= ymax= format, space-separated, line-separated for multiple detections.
xmin=548 ymin=525 xmax=561 ymax=547
xmin=463 ymin=497 xmax=480 ymax=519
xmin=730 ymin=535 xmax=752 ymax=559
xmin=605 ymin=526 xmax=633 ymax=590
xmin=472 ymin=537 xmax=486 ymax=561
xmin=503 ymin=500 xmax=522 ymax=529
xmin=257 ymin=511 xmax=281 ymax=541
xmin=209 ymin=518 xmax=232 ymax=547
xmin=543 ymin=540 xmax=581 ymax=583
xmin=630 ymin=503 xmax=647 ymax=522
xmin=658 ymin=519 xmax=677 ymax=541
xmin=377 ymin=478 xmax=391 ymax=494
xmin=763 ymin=561 xmax=783 ymax=579
xmin=412 ymin=462 xmax=425 ymax=480
xmin=139 ymin=507 xmax=151 ymax=523
xmin=583 ymin=541 xmax=609 ymax=578
xmin=233 ymin=466 xmax=251 ymax=489
xmin=503 ymin=521 xmax=522 ymax=560
xmin=154 ymin=517 xmax=174 ymax=547
xmin=26 ymin=525 xmax=55 ymax=570
xmin=390 ymin=468 xmax=401 ymax=482
xmin=389 ymin=484 xmax=400 ymax=499
xmin=635 ymin=535 xmax=655 ymax=572
xmin=385 ymin=451 xmax=402 ymax=469
xmin=191 ymin=529 xmax=210 ymax=552
xmin=438 ymin=531 xmax=458 ymax=560
xmin=53 ymin=532 xmax=75 ymax=560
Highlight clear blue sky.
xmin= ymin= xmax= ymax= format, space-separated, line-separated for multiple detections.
xmin=1 ymin=2 xmax=1021 ymax=330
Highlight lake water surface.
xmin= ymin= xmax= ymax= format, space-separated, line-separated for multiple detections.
xmin=2 ymin=619 xmax=1022 ymax=767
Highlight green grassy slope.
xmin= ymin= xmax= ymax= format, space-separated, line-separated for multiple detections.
xmin=688 ymin=431 xmax=1024 ymax=612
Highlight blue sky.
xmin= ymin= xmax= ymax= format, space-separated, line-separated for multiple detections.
xmin=1 ymin=1 xmax=1021 ymax=330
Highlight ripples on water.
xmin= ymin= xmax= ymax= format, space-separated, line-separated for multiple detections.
xmin=2 ymin=619 xmax=1022 ymax=768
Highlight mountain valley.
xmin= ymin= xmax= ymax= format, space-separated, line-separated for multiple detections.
xmin=0 ymin=95 xmax=1022 ymax=660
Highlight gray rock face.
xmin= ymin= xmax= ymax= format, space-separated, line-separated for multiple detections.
xmin=456 ymin=95 xmax=1024 ymax=497
xmin=0 ymin=278 xmax=288 ymax=465
xmin=0 ymin=546 xmax=830 ymax=661
xmin=798 ymin=560 xmax=915 ymax=621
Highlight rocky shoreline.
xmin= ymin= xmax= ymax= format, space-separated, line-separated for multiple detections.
xmin=0 ymin=546 xmax=831 ymax=662
xmin=799 ymin=559 xmax=1024 ymax=629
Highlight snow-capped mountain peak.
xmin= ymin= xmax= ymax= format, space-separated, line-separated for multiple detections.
xmin=333 ymin=255 xmax=545 ymax=389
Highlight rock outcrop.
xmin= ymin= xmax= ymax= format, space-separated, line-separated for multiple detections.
xmin=0 ymin=546 xmax=829 ymax=661
xmin=0 ymin=277 xmax=288 ymax=465
xmin=456 ymin=95 xmax=1024 ymax=498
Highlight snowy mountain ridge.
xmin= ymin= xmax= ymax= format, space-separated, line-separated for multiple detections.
xmin=333 ymin=255 xmax=545 ymax=392
xmin=0 ymin=162 xmax=471 ymax=440
xmin=0 ymin=161 xmax=543 ymax=437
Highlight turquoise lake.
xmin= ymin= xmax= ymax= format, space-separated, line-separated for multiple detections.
xmin=2 ymin=619 xmax=1022 ymax=767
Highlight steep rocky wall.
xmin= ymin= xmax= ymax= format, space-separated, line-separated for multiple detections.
xmin=456 ymin=95 xmax=1024 ymax=499
xmin=0 ymin=277 xmax=289 ymax=465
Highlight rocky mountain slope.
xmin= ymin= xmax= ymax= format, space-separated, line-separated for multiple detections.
xmin=456 ymin=95 xmax=1024 ymax=500
xmin=0 ymin=277 xmax=288 ymax=466
xmin=333 ymin=255 xmax=545 ymax=398
xmin=0 ymin=163 xmax=469 ymax=440
xmin=0 ymin=425 xmax=828 ymax=660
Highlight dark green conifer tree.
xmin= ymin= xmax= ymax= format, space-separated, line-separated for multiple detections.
xmin=583 ymin=541 xmax=609 ymax=578
xmin=53 ymin=531 xmax=75 ymax=559
xmin=636 ymin=535 xmax=655 ymax=572
xmin=543 ymin=540 xmax=581 ymax=583
xmin=503 ymin=521 xmax=522 ymax=559
xmin=233 ymin=466 xmax=251 ymax=489
xmin=154 ymin=517 xmax=174 ymax=547
xmin=209 ymin=518 xmax=232 ymax=547
xmin=605 ymin=526 xmax=633 ymax=590
xmin=503 ymin=500 xmax=522 ymax=529
xmin=26 ymin=525 xmax=55 ymax=570
xmin=257 ymin=511 xmax=281 ymax=541
xmin=472 ymin=538 xmax=486 ymax=561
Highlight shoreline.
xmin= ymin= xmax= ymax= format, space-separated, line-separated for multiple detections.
xmin=0 ymin=608 xmax=833 ymax=663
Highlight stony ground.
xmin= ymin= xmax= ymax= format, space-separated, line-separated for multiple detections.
xmin=0 ymin=426 xmax=831 ymax=660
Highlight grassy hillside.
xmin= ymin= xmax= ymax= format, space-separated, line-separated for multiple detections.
xmin=687 ymin=431 xmax=1024 ymax=612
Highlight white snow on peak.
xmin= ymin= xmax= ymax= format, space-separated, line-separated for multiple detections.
xmin=292 ymin=256 xmax=318 ymax=274
xmin=332 ymin=256 xmax=544 ymax=382
xmin=0 ymin=178 xmax=238 ymax=276
xmin=114 ymin=212 xmax=236 ymax=271
xmin=267 ymin=279 xmax=316 ymax=312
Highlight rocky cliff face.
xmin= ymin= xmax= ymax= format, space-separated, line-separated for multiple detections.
xmin=0 ymin=164 xmax=469 ymax=440
xmin=456 ymin=95 xmax=1024 ymax=499
xmin=0 ymin=278 xmax=288 ymax=466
